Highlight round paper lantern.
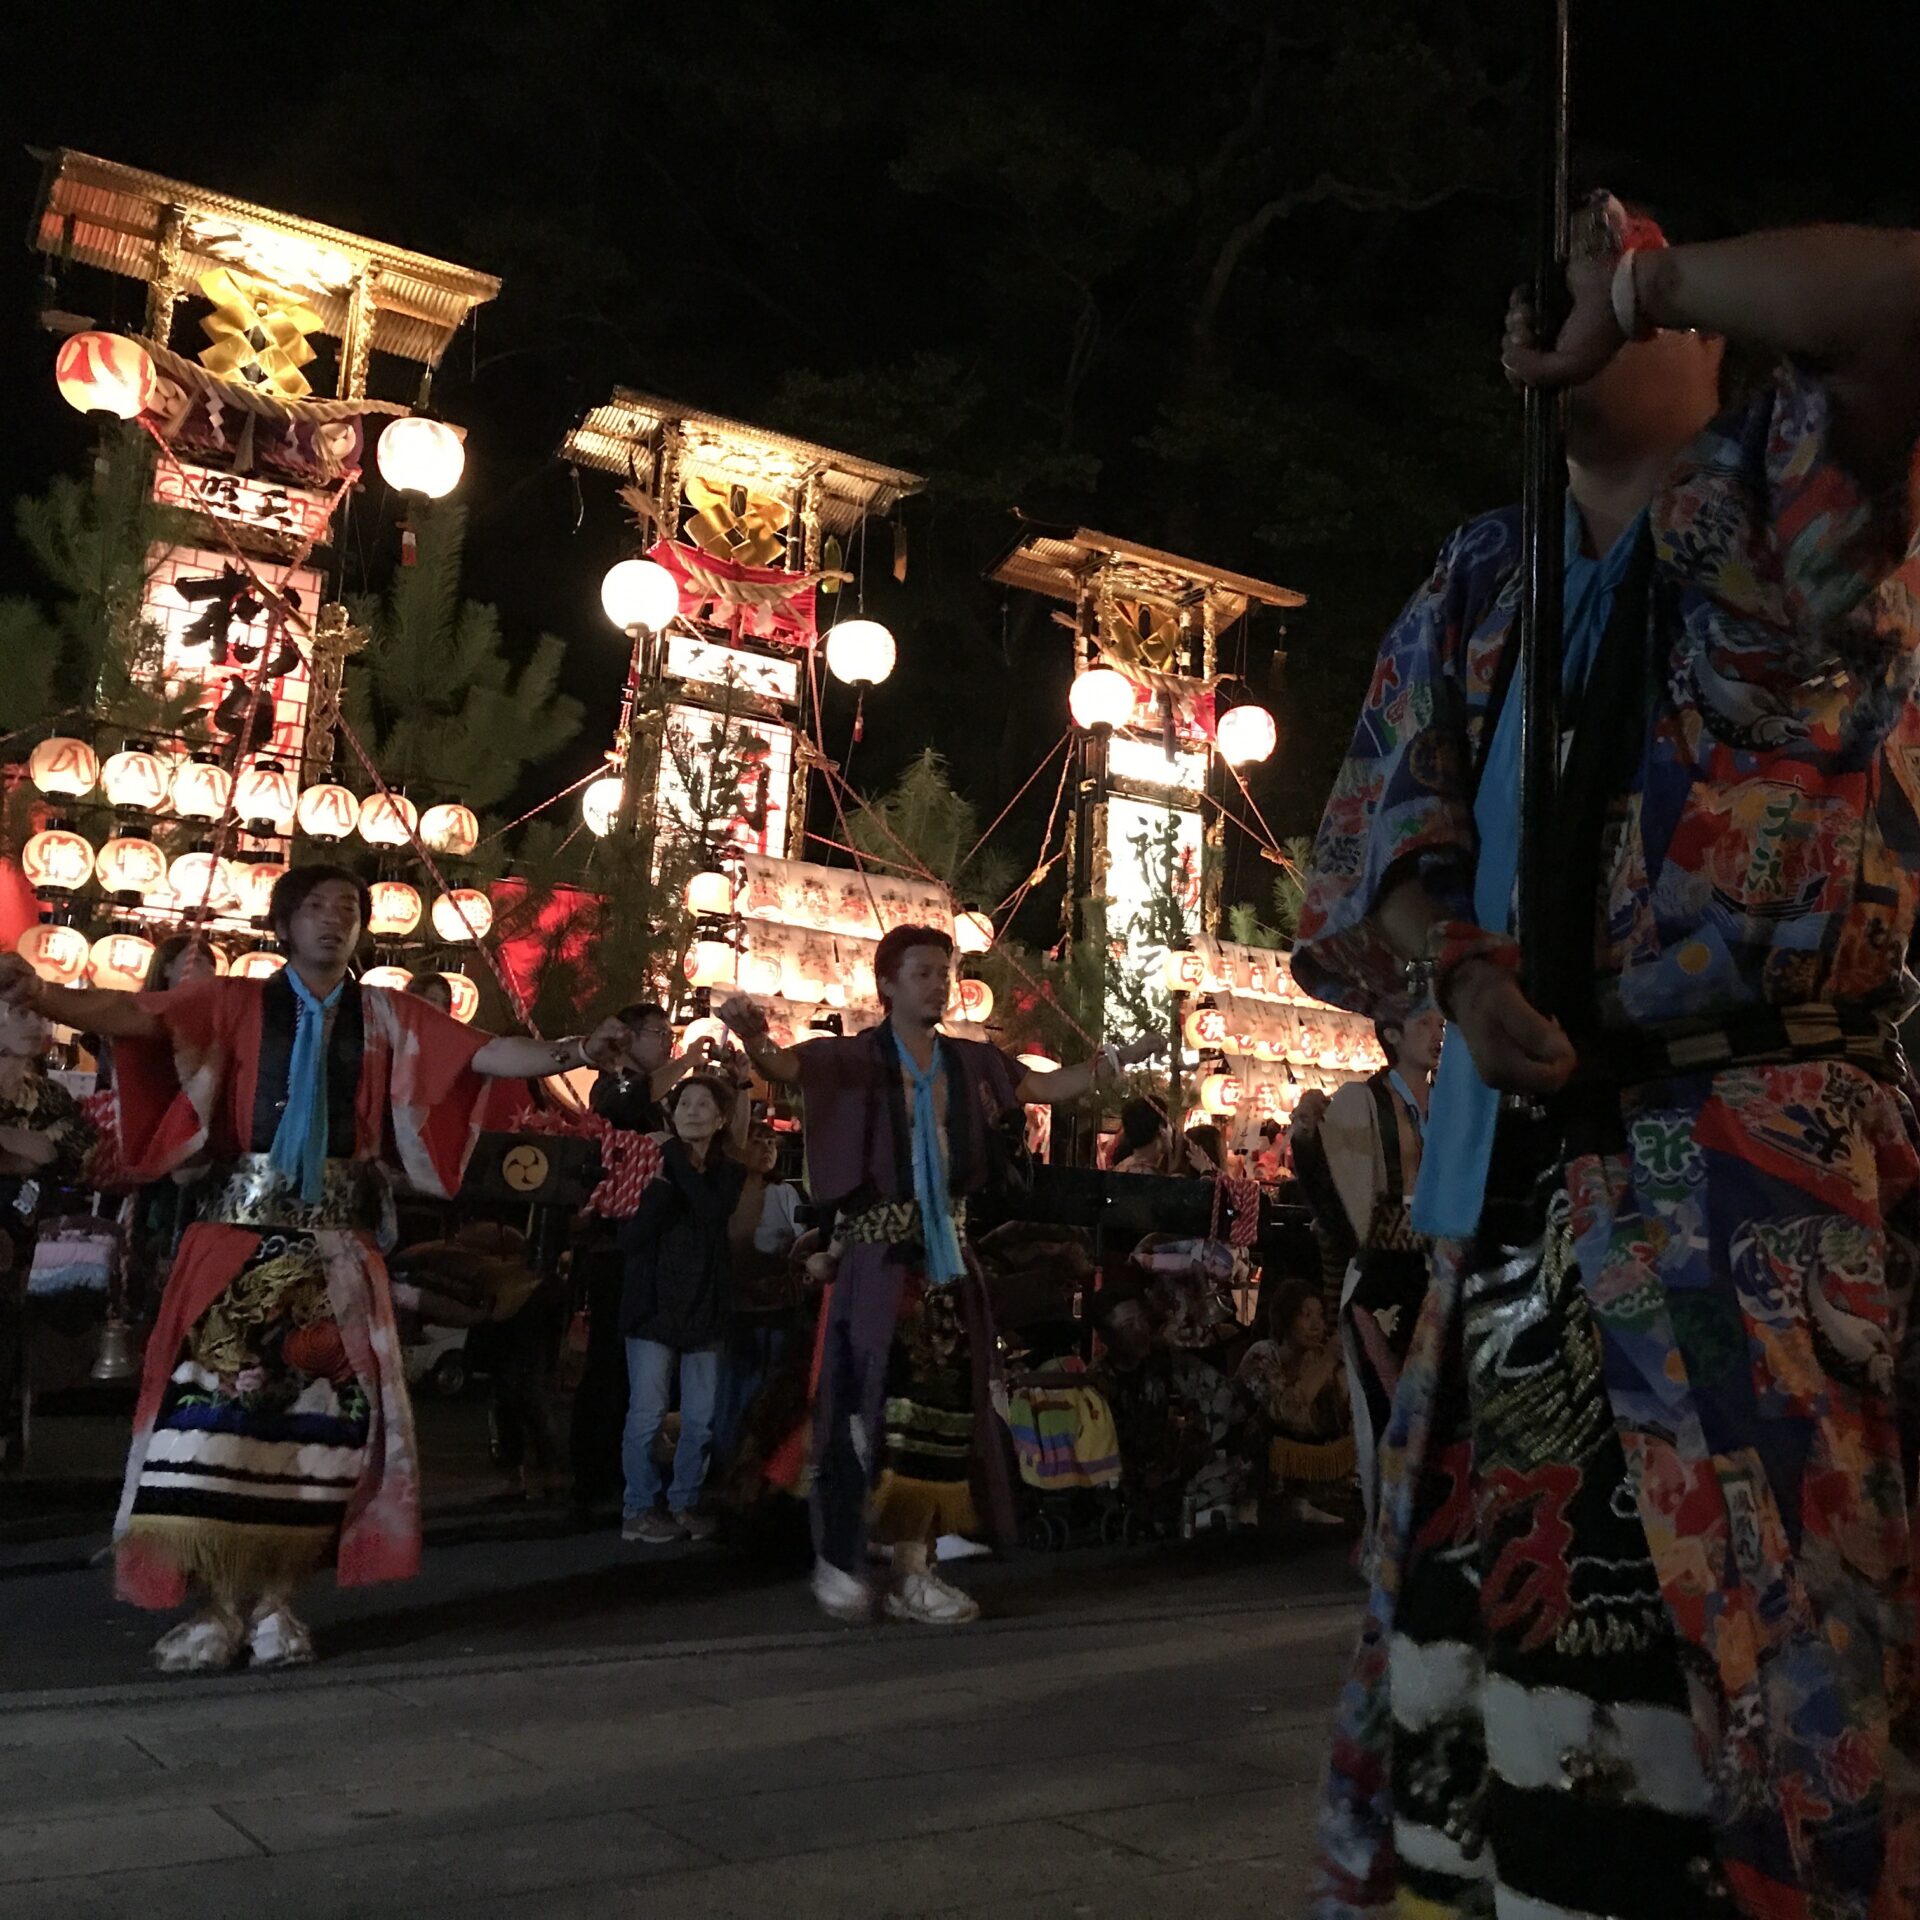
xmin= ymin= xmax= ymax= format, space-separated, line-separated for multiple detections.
xmin=100 ymin=746 xmax=171 ymax=813
xmin=824 ymin=618 xmax=896 ymax=689
xmin=429 ymin=888 xmax=492 ymax=943
xmin=1198 ymin=1071 xmax=1242 ymax=1117
xmin=1162 ymin=947 xmax=1207 ymax=994
xmin=54 ymin=331 xmax=155 ymax=421
xmin=1068 ymin=667 xmax=1135 ymax=734
xmin=232 ymin=949 xmax=286 ymax=981
xmin=360 ymin=964 xmax=414 ymax=992
xmin=295 ymin=782 xmax=358 ymax=842
xmin=686 ymin=939 xmax=737 ymax=990
xmin=29 ymin=738 xmax=99 ymax=800
xmin=358 ymin=791 xmax=419 ymax=848
xmin=956 ymin=976 xmax=995 ymax=1023
xmin=740 ymin=950 xmax=784 ymax=998
xmin=684 ymin=868 xmax=735 ymax=918
xmin=786 ymin=953 xmax=828 ymax=1005
xmin=167 ymin=850 xmax=241 ymax=917
xmin=18 ymin=922 xmax=89 ymax=985
xmin=171 ymin=756 xmax=232 ymax=822
xmin=600 ymin=558 xmax=680 ymax=634
xmin=234 ymin=757 xmax=298 ymax=834
xmin=437 ymin=972 xmax=480 ymax=1023
xmin=88 ymin=931 xmax=155 ymax=993
xmin=582 ymin=775 xmax=624 ymax=837
xmin=368 ymin=880 xmax=423 ymax=937
xmin=21 ymin=828 xmax=95 ymax=895
xmin=234 ymin=859 xmax=287 ymax=923
xmin=419 ymin=803 xmax=479 ymax=858
xmin=95 ymin=835 xmax=167 ymax=901
xmin=1215 ymin=703 xmax=1278 ymax=768
xmin=375 ymin=415 xmax=465 ymax=498
xmin=1183 ymin=1005 xmax=1229 ymax=1051
xmin=953 ymin=909 xmax=993 ymax=956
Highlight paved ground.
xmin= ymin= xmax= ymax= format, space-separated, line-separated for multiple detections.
xmin=2 ymin=1542 xmax=1358 ymax=1919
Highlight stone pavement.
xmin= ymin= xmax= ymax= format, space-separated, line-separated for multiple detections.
xmin=0 ymin=1581 xmax=1358 ymax=1919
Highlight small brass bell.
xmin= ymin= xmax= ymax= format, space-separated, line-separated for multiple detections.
xmin=91 ymin=1315 xmax=138 ymax=1384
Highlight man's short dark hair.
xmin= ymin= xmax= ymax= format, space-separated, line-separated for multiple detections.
xmin=873 ymin=924 xmax=953 ymax=995
xmin=1119 ymin=1097 xmax=1166 ymax=1153
xmin=617 ymin=1002 xmax=671 ymax=1032
xmin=269 ymin=864 xmax=371 ymax=945
xmin=1259 ymin=1119 xmax=1282 ymax=1141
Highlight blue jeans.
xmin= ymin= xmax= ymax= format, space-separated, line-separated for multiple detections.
xmin=622 ymin=1339 xmax=723 ymax=1516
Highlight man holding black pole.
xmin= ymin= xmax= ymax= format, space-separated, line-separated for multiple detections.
xmin=1297 ymin=198 xmax=1920 ymax=1917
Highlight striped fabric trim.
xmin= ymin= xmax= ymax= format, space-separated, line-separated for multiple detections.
xmin=1482 ymin=1675 xmax=1711 ymax=1818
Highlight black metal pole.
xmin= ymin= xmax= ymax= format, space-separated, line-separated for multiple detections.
xmin=1515 ymin=0 xmax=1573 ymax=1011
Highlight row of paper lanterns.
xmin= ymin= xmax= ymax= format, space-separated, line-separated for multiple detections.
xmin=685 ymin=930 xmax=995 ymax=1022
xmin=26 ymin=737 xmax=481 ymax=855
xmin=1066 ymin=667 xmax=1278 ymax=767
xmin=15 ymin=921 xmax=482 ymax=1019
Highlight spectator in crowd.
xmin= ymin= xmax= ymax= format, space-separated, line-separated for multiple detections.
xmin=1236 ymin=1280 xmax=1351 ymax=1528
xmin=405 ymin=974 xmax=454 ymax=1016
xmin=1111 ymin=1097 xmax=1171 ymax=1173
xmin=619 ymin=1072 xmax=748 ymax=1545
xmin=1252 ymin=1119 xmax=1288 ymax=1182
xmin=712 ymin=1121 xmax=804 ymax=1469
xmin=143 ymin=935 xmax=219 ymax=994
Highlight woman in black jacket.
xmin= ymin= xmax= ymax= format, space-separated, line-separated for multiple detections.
xmin=619 ymin=1072 xmax=746 ymax=1544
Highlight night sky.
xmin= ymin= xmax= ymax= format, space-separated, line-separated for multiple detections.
xmin=2 ymin=1 xmax=1914 ymax=939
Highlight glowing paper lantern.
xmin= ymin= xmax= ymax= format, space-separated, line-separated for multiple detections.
xmin=1068 ymin=667 xmax=1136 ymax=733
xmin=100 ymin=747 xmax=170 ymax=813
xmin=1183 ymin=1005 xmax=1229 ymax=1051
xmin=167 ymin=849 xmax=241 ymax=917
xmin=582 ymin=776 xmax=624 ymax=837
xmin=953 ymin=910 xmax=993 ymax=956
xmin=232 ymin=950 xmax=286 ymax=981
xmin=823 ymin=618 xmax=896 ymax=689
xmin=375 ymin=415 xmax=465 ymax=498
xmin=18 ymin=922 xmax=89 ymax=985
xmin=368 ymin=880 xmax=423 ymax=937
xmin=684 ymin=869 xmax=735 ymax=917
xmin=28 ymin=737 xmax=100 ymax=800
xmin=54 ymin=331 xmax=155 ymax=420
xmin=1198 ymin=1072 xmax=1242 ymax=1117
xmin=171 ymin=757 xmax=232 ymax=822
xmin=233 ymin=757 xmax=298 ymax=834
xmin=419 ymin=803 xmax=479 ymax=858
xmin=96 ymin=836 xmax=167 ymax=901
xmin=88 ymin=932 xmax=155 ymax=993
xmin=1162 ymin=948 xmax=1207 ymax=994
xmin=21 ymin=828 xmax=95 ymax=895
xmin=361 ymin=964 xmax=414 ymax=992
xmin=600 ymin=558 xmax=680 ymax=633
xmin=439 ymin=972 xmax=480 ymax=1023
xmin=681 ymin=1014 xmax=730 ymax=1056
xmin=358 ymin=791 xmax=419 ymax=848
xmin=235 ymin=859 xmax=287 ymax=923
xmin=295 ymin=782 xmax=358 ymax=842
xmin=741 ymin=951 xmax=784 ymax=997
xmin=687 ymin=940 xmax=737 ymax=990
xmin=1215 ymin=703 xmax=1278 ymax=768
xmin=430 ymin=888 xmax=493 ymax=943
xmin=956 ymin=976 xmax=995 ymax=1023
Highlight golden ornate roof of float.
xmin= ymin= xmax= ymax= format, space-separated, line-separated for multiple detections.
xmin=561 ymin=389 xmax=926 ymax=537
xmin=29 ymin=148 xmax=500 ymax=368
xmin=989 ymin=516 xmax=1305 ymax=626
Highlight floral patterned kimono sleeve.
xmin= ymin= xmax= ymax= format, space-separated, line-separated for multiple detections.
xmin=1293 ymin=515 xmax=1514 ymax=1013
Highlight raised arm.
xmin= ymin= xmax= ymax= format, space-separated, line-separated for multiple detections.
xmin=0 ymin=955 xmax=163 ymax=1039
xmin=716 ymin=996 xmax=803 ymax=1087
xmin=1013 ymin=1032 xmax=1163 ymax=1106
xmin=471 ymin=1017 xmax=633 ymax=1081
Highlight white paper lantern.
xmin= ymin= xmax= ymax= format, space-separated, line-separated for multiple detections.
xmin=686 ymin=939 xmax=737 ymax=990
xmin=296 ymin=782 xmax=359 ymax=842
xmin=376 ymin=415 xmax=465 ymax=498
xmin=358 ymin=791 xmax=419 ymax=849
xmin=420 ymin=803 xmax=479 ymax=858
xmin=953 ymin=910 xmax=993 ymax=956
xmin=234 ymin=757 xmax=299 ymax=834
xmin=232 ymin=950 xmax=286 ymax=981
xmin=684 ymin=869 xmax=735 ymax=917
xmin=1198 ymin=1071 xmax=1242 ymax=1117
xmin=88 ymin=932 xmax=155 ymax=993
xmin=361 ymin=964 xmax=415 ymax=992
xmin=1068 ymin=667 xmax=1135 ymax=733
xmin=368 ymin=880 xmax=423 ymax=937
xmin=824 ymin=618 xmax=896 ymax=689
xmin=1215 ymin=703 xmax=1278 ymax=768
xmin=28 ymin=737 xmax=100 ymax=799
xmin=21 ymin=828 xmax=95 ymax=895
xmin=582 ymin=775 xmax=624 ymax=837
xmin=235 ymin=860 xmax=288 ymax=924
xmin=440 ymin=972 xmax=480 ymax=1023
xmin=54 ymin=330 xmax=156 ymax=421
xmin=600 ymin=558 xmax=680 ymax=633
xmin=100 ymin=747 xmax=171 ymax=813
xmin=96 ymin=836 xmax=167 ymax=901
xmin=956 ymin=976 xmax=995 ymax=1023
xmin=166 ymin=850 xmax=242 ymax=917
xmin=171 ymin=757 xmax=232 ymax=822
xmin=17 ymin=923 xmax=89 ymax=985
xmin=430 ymin=888 xmax=493 ymax=943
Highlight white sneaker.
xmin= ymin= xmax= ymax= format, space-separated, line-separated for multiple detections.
xmin=1286 ymin=1494 xmax=1346 ymax=1528
xmin=811 ymin=1558 xmax=877 ymax=1624
xmin=152 ymin=1609 xmax=246 ymax=1675
xmin=247 ymin=1604 xmax=316 ymax=1669
xmin=885 ymin=1570 xmax=981 ymax=1625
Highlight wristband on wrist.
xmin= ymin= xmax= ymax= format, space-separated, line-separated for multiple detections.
xmin=1425 ymin=920 xmax=1523 ymax=1018
xmin=1609 ymin=249 xmax=1655 ymax=344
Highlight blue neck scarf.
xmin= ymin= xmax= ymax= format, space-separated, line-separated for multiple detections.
xmin=1412 ymin=499 xmax=1647 ymax=1238
xmin=893 ymin=1030 xmax=966 ymax=1284
xmin=269 ymin=970 xmax=344 ymax=1204
xmin=1388 ymin=1069 xmax=1427 ymax=1141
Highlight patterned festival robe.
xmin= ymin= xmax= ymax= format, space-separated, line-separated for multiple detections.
xmin=1296 ymin=367 xmax=1920 ymax=1919
xmin=111 ymin=975 xmax=492 ymax=1609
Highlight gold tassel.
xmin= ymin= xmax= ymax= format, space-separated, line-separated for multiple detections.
xmin=1268 ymin=1434 xmax=1356 ymax=1485
xmin=867 ymin=1472 xmax=977 ymax=1547
xmin=122 ymin=1515 xmax=335 ymax=1597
